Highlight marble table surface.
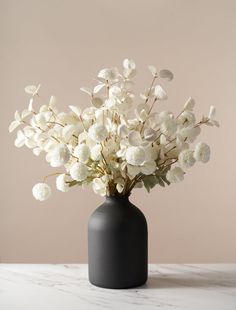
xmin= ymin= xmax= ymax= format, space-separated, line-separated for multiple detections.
xmin=0 ymin=264 xmax=236 ymax=310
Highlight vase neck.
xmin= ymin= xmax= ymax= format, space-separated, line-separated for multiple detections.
xmin=105 ymin=195 xmax=130 ymax=204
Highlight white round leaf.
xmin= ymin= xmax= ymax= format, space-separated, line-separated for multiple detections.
xmin=49 ymin=95 xmax=56 ymax=107
xmin=91 ymin=97 xmax=103 ymax=108
xmin=154 ymin=85 xmax=168 ymax=100
xmin=93 ymin=84 xmax=105 ymax=94
xmin=21 ymin=109 xmax=31 ymax=119
xmin=208 ymin=105 xmax=216 ymax=120
xmin=159 ymin=69 xmax=174 ymax=81
xmin=141 ymin=161 xmax=156 ymax=175
xmin=24 ymin=85 xmax=37 ymax=95
xmin=144 ymin=128 xmax=157 ymax=141
xmin=128 ymin=131 xmax=142 ymax=146
xmin=123 ymin=58 xmax=136 ymax=70
xmin=14 ymin=110 xmax=21 ymax=121
xmin=69 ymin=105 xmax=82 ymax=117
xmin=148 ymin=65 xmax=158 ymax=77
xmin=80 ymin=87 xmax=92 ymax=95
xmin=184 ymin=97 xmax=195 ymax=111
xmin=9 ymin=120 xmax=20 ymax=133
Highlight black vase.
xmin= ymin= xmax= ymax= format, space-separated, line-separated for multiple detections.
xmin=88 ymin=195 xmax=148 ymax=289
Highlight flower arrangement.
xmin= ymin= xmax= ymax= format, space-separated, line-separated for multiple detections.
xmin=9 ymin=59 xmax=219 ymax=201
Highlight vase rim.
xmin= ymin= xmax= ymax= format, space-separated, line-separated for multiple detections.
xmin=105 ymin=194 xmax=130 ymax=200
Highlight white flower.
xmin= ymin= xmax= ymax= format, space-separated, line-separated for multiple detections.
xmin=125 ymin=146 xmax=146 ymax=166
xmin=88 ymin=124 xmax=108 ymax=142
xmin=25 ymin=84 xmax=41 ymax=96
xmin=141 ymin=160 xmax=156 ymax=175
xmin=47 ymin=144 xmax=70 ymax=167
xmin=178 ymin=111 xmax=196 ymax=126
xmin=123 ymin=59 xmax=136 ymax=78
xmin=98 ymin=67 xmax=119 ymax=81
xmin=9 ymin=60 xmax=218 ymax=199
xmin=74 ymin=144 xmax=90 ymax=163
xmin=31 ymin=111 xmax=52 ymax=130
xmin=158 ymin=111 xmax=173 ymax=122
xmin=178 ymin=126 xmax=201 ymax=143
xmin=166 ymin=167 xmax=185 ymax=183
xmin=194 ymin=142 xmax=210 ymax=163
xmin=123 ymin=58 xmax=136 ymax=70
xmin=154 ymin=85 xmax=168 ymax=100
xmin=9 ymin=109 xmax=31 ymax=133
xmin=32 ymin=183 xmax=51 ymax=201
xmin=144 ymin=145 xmax=159 ymax=161
xmin=90 ymin=144 xmax=102 ymax=161
xmin=178 ymin=150 xmax=196 ymax=168
xmin=160 ymin=119 xmax=178 ymax=136
xmin=92 ymin=177 xmax=107 ymax=196
xmin=56 ymin=174 xmax=70 ymax=192
xmin=70 ymin=162 xmax=89 ymax=181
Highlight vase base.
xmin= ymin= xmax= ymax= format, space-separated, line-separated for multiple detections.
xmin=89 ymin=278 xmax=148 ymax=289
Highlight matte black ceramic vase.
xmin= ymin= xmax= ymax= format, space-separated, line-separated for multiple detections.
xmin=88 ymin=195 xmax=148 ymax=289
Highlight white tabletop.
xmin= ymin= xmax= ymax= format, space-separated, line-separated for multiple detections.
xmin=0 ymin=264 xmax=235 ymax=310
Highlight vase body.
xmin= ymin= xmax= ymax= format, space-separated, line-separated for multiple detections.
xmin=88 ymin=195 xmax=148 ymax=289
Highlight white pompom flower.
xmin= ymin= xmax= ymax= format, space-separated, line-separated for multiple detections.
xmin=123 ymin=58 xmax=136 ymax=70
xmin=166 ymin=167 xmax=185 ymax=183
xmin=56 ymin=174 xmax=70 ymax=192
xmin=178 ymin=111 xmax=196 ymax=127
xmin=25 ymin=84 xmax=41 ymax=96
xmin=88 ymin=124 xmax=108 ymax=142
xmin=160 ymin=119 xmax=178 ymax=136
xmin=97 ymin=67 xmax=119 ymax=82
xmin=70 ymin=162 xmax=89 ymax=181
xmin=125 ymin=146 xmax=146 ymax=166
xmin=90 ymin=144 xmax=102 ymax=161
xmin=178 ymin=150 xmax=196 ymax=168
xmin=32 ymin=183 xmax=51 ymax=201
xmin=178 ymin=126 xmax=201 ymax=143
xmin=141 ymin=160 xmax=156 ymax=175
xmin=92 ymin=176 xmax=108 ymax=196
xmin=47 ymin=144 xmax=70 ymax=167
xmin=74 ymin=144 xmax=90 ymax=163
xmin=194 ymin=142 xmax=210 ymax=163
xmin=9 ymin=60 xmax=219 ymax=199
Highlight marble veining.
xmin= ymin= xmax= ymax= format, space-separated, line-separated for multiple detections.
xmin=0 ymin=264 xmax=236 ymax=309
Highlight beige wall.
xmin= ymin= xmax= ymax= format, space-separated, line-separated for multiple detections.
xmin=1 ymin=0 xmax=236 ymax=263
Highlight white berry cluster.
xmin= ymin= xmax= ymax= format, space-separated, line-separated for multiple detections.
xmin=9 ymin=59 xmax=219 ymax=201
